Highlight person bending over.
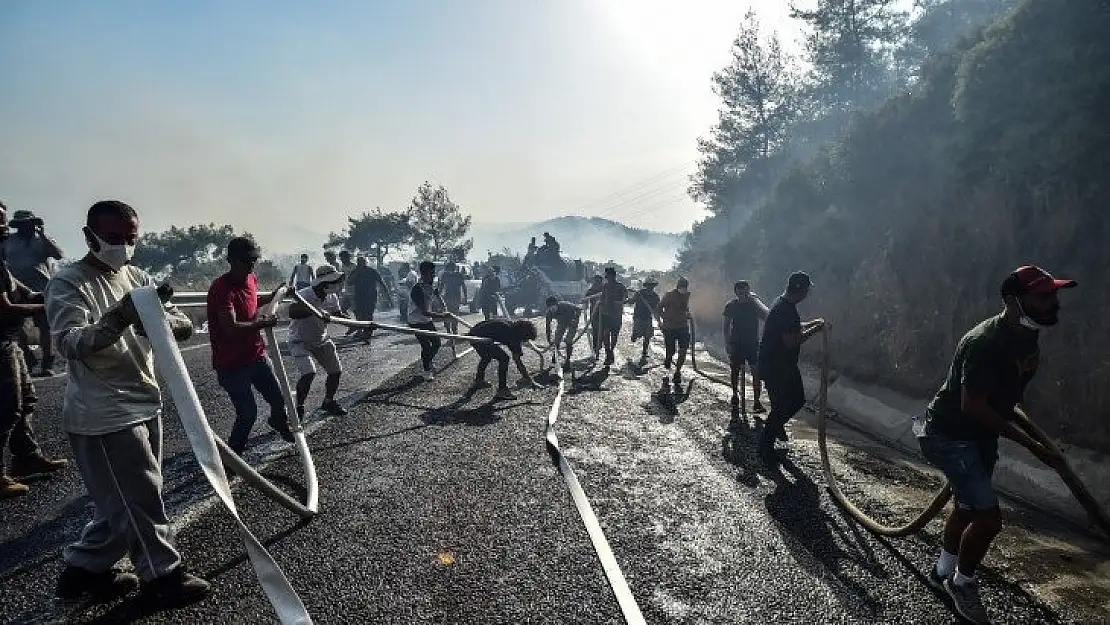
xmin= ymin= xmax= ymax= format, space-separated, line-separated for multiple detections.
xmin=916 ymin=265 xmax=1072 ymax=625
xmin=468 ymin=318 xmax=542 ymax=400
xmin=545 ymin=296 xmax=581 ymax=370
xmin=286 ymin=266 xmax=349 ymax=420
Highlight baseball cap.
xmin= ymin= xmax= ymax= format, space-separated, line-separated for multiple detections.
xmin=787 ymin=271 xmax=812 ymax=291
xmin=312 ymin=265 xmax=345 ymax=287
xmin=227 ymin=237 xmax=260 ymax=261
xmin=10 ymin=210 xmax=43 ymax=226
xmin=1008 ymin=265 xmax=1077 ymax=295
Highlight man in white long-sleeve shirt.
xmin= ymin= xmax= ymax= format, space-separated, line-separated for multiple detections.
xmin=44 ymin=200 xmax=210 ymax=607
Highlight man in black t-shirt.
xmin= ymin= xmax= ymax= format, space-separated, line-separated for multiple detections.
xmin=914 ymin=266 xmax=1072 ymax=624
xmin=480 ymin=266 xmax=502 ymax=320
xmin=468 ymin=318 xmax=542 ymax=400
xmin=723 ymin=280 xmax=769 ymax=412
xmin=756 ymin=271 xmax=824 ymax=462
xmin=438 ymin=262 xmax=468 ymax=334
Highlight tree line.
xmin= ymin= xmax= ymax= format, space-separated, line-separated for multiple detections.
xmin=684 ymin=0 xmax=1110 ymax=450
xmin=129 ymin=181 xmax=473 ymax=289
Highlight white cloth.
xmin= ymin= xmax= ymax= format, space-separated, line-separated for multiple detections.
xmin=288 ymin=286 xmax=341 ymax=345
xmin=45 ymin=262 xmax=190 ymax=435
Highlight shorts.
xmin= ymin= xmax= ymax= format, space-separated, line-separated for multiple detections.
xmin=919 ymin=435 xmax=999 ymax=510
xmin=444 ymin=295 xmax=462 ymax=315
xmin=763 ymin=366 xmax=805 ymax=416
xmin=631 ymin=317 xmax=654 ymax=342
xmin=728 ymin=341 xmax=759 ymax=368
xmin=600 ymin=314 xmax=622 ymax=333
xmin=290 ymin=340 xmax=342 ymax=378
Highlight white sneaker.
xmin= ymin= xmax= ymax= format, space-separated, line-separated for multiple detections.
xmin=421 ymin=369 xmax=435 ymax=381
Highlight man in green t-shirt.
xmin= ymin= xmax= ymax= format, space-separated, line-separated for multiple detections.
xmin=916 ymin=265 xmax=1073 ymax=625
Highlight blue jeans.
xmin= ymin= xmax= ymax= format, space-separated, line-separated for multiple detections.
xmin=216 ymin=357 xmax=287 ymax=453
xmin=919 ymin=434 xmax=999 ymax=510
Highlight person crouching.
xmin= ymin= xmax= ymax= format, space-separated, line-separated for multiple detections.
xmin=468 ymin=319 xmax=543 ymax=400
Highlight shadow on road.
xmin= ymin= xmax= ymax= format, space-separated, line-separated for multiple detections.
xmin=763 ymin=457 xmax=885 ymax=620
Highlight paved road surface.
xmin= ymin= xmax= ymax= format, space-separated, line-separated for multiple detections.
xmin=1 ymin=308 xmax=1107 ymax=624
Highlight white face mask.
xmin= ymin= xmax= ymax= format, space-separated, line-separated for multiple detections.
xmin=1015 ymin=299 xmax=1045 ymax=331
xmin=89 ymin=231 xmax=135 ymax=271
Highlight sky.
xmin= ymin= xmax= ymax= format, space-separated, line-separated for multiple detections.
xmin=0 ymin=0 xmax=807 ymax=258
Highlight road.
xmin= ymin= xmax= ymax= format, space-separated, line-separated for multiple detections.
xmin=1 ymin=308 xmax=1107 ymax=624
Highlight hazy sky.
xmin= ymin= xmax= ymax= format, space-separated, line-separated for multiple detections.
xmin=0 ymin=1 xmax=805 ymax=256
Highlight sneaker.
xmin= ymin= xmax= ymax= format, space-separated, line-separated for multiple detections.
xmin=267 ymin=417 xmax=296 ymax=443
xmin=142 ymin=567 xmax=211 ymax=606
xmin=421 ymin=369 xmax=435 ymax=381
xmin=494 ymin=387 xmax=516 ymax=400
xmin=944 ymin=577 xmax=991 ymax=624
xmin=752 ymin=400 xmax=767 ymax=414
xmin=11 ymin=453 xmax=68 ymax=479
xmin=1 ymin=475 xmax=29 ymax=498
xmin=320 ymin=400 xmax=348 ymax=416
xmin=928 ymin=564 xmax=949 ymax=591
xmin=55 ymin=565 xmax=140 ymax=603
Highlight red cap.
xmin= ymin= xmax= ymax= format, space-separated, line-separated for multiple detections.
xmin=1013 ymin=265 xmax=1077 ymax=295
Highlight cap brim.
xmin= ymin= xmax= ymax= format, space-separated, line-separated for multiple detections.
xmin=1053 ymin=279 xmax=1077 ymax=290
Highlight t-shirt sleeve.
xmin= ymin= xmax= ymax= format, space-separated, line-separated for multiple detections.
xmin=207 ymin=280 xmax=233 ymax=313
xmin=959 ymin=336 xmax=1000 ymax=392
xmin=723 ymin=301 xmax=736 ymax=319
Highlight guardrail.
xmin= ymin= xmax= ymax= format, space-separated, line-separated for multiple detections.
xmin=170 ymin=291 xmax=294 ymax=309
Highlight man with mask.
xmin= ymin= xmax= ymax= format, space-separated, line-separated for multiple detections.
xmin=286 ymin=266 xmax=350 ymax=420
xmin=289 ymin=253 xmax=314 ymax=291
xmin=597 ymin=267 xmax=628 ymax=366
xmin=46 ymin=200 xmax=209 ymax=605
xmin=207 ymin=237 xmax=294 ymax=455
xmin=629 ymin=277 xmax=662 ymax=363
xmin=723 ymin=280 xmax=770 ymax=412
xmin=408 ymin=261 xmax=451 ymax=381
xmin=545 ymin=296 xmax=581 ymax=370
xmin=915 ymin=265 xmax=1070 ymax=624
xmin=2 ymin=207 xmax=64 ymax=377
xmin=657 ymin=277 xmax=693 ymax=384
xmin=0 ymin=204 xmax=67 ymax=498
xmin=756 ymin=271 xmax=824 ymax=464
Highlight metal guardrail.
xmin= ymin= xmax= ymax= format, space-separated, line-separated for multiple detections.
xmin=171 ymin=291 xmax=294 ymax=309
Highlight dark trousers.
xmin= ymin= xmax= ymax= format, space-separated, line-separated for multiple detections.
xmin=0 ymin=341 xmax=40 ymax=472
xmin=760 ymin=365 xmax=806 ymax=448
xmin=410 ymin=322 xmax=440 ymax=370
xmin=216 ymin=357 xmax=287 ymax=454
xmin=600 ymin=314 xmax=621 ymax=361
xmin=663 ymin=327 xmax=690 ymax=370
xmin=474 ymin=343 xmax=511 ymax=388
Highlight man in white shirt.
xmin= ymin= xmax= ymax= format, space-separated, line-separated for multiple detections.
xmin=286 ymin=266 xmax=349 ymax=419
xmin=396 ymin=262 xmax=418 ymax=323
xmin=45 ymin=200 xmax=210 ymax=607
xmin=289 ymin=254 xmax=314 ymax=290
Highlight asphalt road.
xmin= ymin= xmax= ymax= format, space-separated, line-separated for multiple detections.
xmin=1 ymin=308 xmax=1107 ymax=624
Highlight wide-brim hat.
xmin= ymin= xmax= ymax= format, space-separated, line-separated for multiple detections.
xmin=10 ymin=210 xmax=43 ymax=226
xmin=312 ymin=265 xmax=345 ymax=288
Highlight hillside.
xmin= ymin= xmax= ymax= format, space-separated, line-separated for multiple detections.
xmin=681 ymin=0 xmax=1110 ymax=450
xmin=470 ymin=216 xmax=683 ymax=270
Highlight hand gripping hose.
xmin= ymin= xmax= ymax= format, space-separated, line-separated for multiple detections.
xmin=133 ymin=287 xmax=314 ymax=624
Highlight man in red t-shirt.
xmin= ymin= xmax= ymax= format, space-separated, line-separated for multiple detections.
xmin=207 ymin=237 xmax=293 ymax=454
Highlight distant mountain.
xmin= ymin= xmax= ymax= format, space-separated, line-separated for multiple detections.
xmin=469 ymin=216 xmax=684 ymax=271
